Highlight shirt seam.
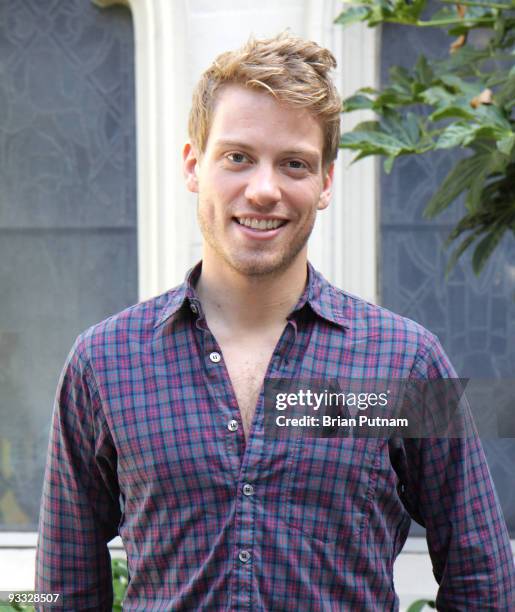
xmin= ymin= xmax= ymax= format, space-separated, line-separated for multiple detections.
xmin=407 ymin=331 xmax=440 ymax=381
xmin=75 ymin=339 xmax=112 ymax=438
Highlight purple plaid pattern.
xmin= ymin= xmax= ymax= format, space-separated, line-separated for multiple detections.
xmin=36 ymin=262 xmax=514 ymax=611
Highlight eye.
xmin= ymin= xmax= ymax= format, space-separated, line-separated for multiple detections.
xmin=226 ymin=152 xmax=250 ymax=164
xmin=286 ymin=160 xmax=307 ymax=170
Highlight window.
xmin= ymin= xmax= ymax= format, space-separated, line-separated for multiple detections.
xmin=0 ymin=0 xmax=137 ymax=531
xmin=380 ymin=10 xmax=515 ymax=536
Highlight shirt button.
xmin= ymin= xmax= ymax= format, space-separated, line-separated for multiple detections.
xmin=238 ymin=550 xmax=251 ymax=563
xmin=228 ymin=419 xmax=239 ymax=432
xmin=190 ymin=303 xmax=198 ymax=314
xmin=209 ymin=351 xmax=221 ymax=363
xmin=242 ymin=483 xmax=254 ymax=496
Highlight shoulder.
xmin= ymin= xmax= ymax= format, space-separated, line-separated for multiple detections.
xmin=71 ymin=285 xmax=182 ymax=366
xmin=324 ymin=280 xmax=437 ymax=345
xmin=319 ymin=278 xmax=455 ymax=378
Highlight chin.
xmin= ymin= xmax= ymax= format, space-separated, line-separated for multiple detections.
xmin=226 ymin=251 xmax=302 ymax=278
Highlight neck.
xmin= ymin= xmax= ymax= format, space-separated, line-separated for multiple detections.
xmin=195 ymin=255 xmax=308 ymax=333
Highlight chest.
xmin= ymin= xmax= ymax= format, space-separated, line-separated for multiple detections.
xmin=218 ymin=341 xmax=277 ymax=440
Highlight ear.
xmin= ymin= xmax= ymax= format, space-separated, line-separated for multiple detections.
xmin=183 ymin=142 xmax=200 ymax=193
xmin=317 ymin=162 xmax=334 ymax=211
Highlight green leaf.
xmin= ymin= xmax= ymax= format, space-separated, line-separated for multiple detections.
xmin=445 ymin=229 xmax=484 ymax=278
xmin=402 ymin=0 xmax=426 ymax=21
xmin=497 ymin=133 xmax=515 ymax=156
xmin=430 ymin=7 xmax=458 ymax=22
xmin=482 ymin=144 xmax=512 ymax=166
xmin=351 ymin=120 xmax=382 ymax=132
xmin=384 ymin=155 xmax=396 ymax=174
xmin=111 ymin=557 xmax=128 ymax=606
xmin=114 ymin=581 xmax=125 ymax=599
xmin=406 ymin=599 xmax=435 ymax=612
xmin=349 ymin=150 xmax=378 ymax=164
xmin=334 ymin=6 xmax=371 ymax=27
xmin=439 ymin=75 xmax=482 ymax=97
xmin=447 ymin=211 xmax=486 ymax=242
xmin=421 ymin=86 xmax=454 ymax=107
xmin=414 ymin=55 xmax=434 ymax=86
xmin=430 ymin=106 xmax=476 ymax=121
xmin=472 ymin=227 xmax=507 ymax=274
xmin=343 ymin=94 xmax=374 ymax=111
xmin=435 ymin=124 xmax=478 ymax=149
xmin=465 ymin=171 xmax=488 ymax=212
xmin=389 ymin=66 xmax=413 ymax=92
xmin=475 ymin=105 xmax=512 ymax=131
xmin=495 ymin=74 xmax=515 ymax=109
xmin=475 ymin=127 xmax=507 ymax=143
xmin=436 ymin=46 xmax=490 ymax=74
xmin=340 ymin=130 xmax=405 ymax=155
xmin=424 ymin=153 xmax=490 ymax=217
xmin=357 ymin=86 xmax=378 ymax=95
xmin=405 ymin=112 xmax=422 ymax=144
xmin=375 ymin=89 xmax=416 ymax=106
xmin=381 ymin=110 xmax=420 ymax=146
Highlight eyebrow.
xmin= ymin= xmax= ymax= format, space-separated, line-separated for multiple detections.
xmin=213 ymin=139 xmax=321 ymax=164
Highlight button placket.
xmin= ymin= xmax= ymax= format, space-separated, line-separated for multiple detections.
xmin=228 ymin=324 xmax=300 ymax=609
xmin=276 ymin=320 xmax=297 ymax=373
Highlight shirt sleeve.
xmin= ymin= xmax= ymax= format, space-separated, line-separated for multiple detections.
xmin=35 ymin=335 xmax=121 ymax=611
xmin=389 ymin=333 xmax=515 ymax=610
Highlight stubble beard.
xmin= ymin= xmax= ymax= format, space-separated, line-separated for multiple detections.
xmin=197 ymin=203 xmax=317 ymax=278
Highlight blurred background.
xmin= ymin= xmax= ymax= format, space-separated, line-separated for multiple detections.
xmin=0 ymin=0 xmax=513 ymax=608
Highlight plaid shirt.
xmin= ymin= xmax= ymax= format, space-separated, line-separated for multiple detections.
xmin=36 ymin=262 xmax=514 ymax=611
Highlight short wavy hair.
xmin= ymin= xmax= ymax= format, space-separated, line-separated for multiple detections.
xmin=188 ymin=31 xmax=341 ymax=170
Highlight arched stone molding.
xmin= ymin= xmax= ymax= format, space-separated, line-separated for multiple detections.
xmin=95 ymin=0 xmax=191 ymax=300
xmin=305 ymin=0 xmax=379 ymax=303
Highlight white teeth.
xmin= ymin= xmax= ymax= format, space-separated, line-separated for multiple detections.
xmin=237 ymin=218 xmax=284 ymax=230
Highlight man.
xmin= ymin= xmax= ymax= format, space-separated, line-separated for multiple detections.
xmin=36 ymin=32 xmax=514 ymax=610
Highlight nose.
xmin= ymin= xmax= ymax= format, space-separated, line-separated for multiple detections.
xmin=244 ymin=163 xmax=281 ymax=206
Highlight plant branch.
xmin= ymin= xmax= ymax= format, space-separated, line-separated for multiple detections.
xmin=439 ymin=0 xmax=514 ymax=9
xmin=415 ymin=17 xmax=494 ymax=26
xmin=335 ymin=0 xmax=515 ymax=273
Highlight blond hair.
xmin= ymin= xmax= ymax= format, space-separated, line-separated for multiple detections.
xmin=188 ymin=31 xmax=341 ymax=169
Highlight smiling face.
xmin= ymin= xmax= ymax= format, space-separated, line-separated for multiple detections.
xmin=183 ymin=84 xmax=334 ymax=279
